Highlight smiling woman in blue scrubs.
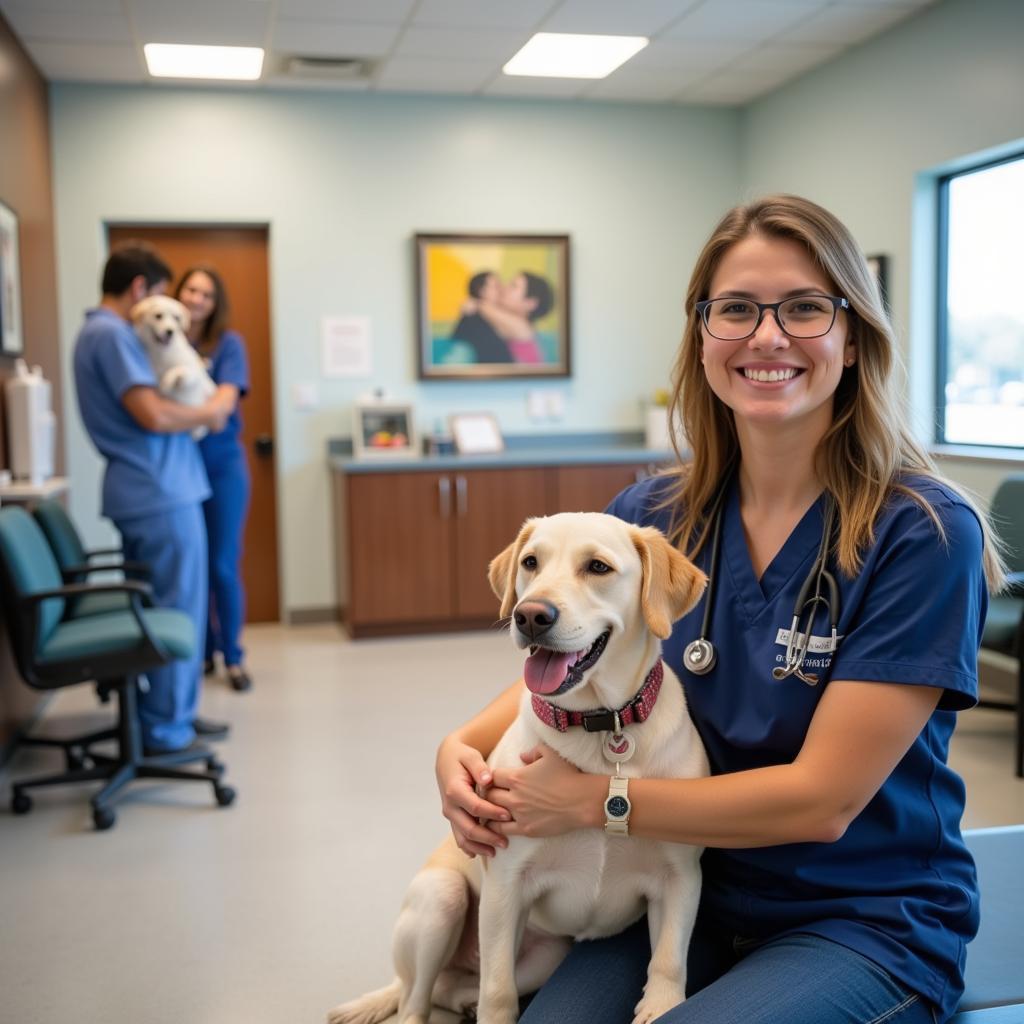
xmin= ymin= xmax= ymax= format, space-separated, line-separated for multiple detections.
xmin=434 ymin=196 xmax=1006 ymax=1024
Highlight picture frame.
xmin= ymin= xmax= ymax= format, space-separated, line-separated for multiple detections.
xmin=0 ymin=199 xmax=25 ymax=356
xmin=415 ymin=232 xmax=570 ymax=380
xmin=865 ymin=253 xmax=889 ymax=311
xmin=449 ymin=412 xmax=505 ymax=455
xmin=352 ymin=401 xmax=419 ymax=459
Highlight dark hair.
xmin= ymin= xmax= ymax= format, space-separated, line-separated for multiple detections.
xmin=522 ymin=271 xmax=554 ymax=321
xmin=101 ymin=241 xmax=172 ymax=296
xmin=468 ymin=271 xmax=495 ymax=299
xmin=174 ymin=264 xmax=231 ymax=345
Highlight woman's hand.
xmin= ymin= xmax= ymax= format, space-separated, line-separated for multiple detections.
xmin=435 ymin=735 xmax=511 ymax=859
xmin=489 ymin=743 xmax=602 ymax=838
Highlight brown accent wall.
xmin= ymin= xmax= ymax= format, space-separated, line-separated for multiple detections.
xmin=0 ymin=12 xmax=63 ymax=750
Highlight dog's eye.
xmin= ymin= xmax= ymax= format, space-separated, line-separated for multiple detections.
xmin=521 ymin=555 xmax=537 ymax=571
xmin=588 ymin=559 xmax=612 ymax=574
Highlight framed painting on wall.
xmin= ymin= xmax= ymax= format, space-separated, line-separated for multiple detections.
xmin=0 ymin=199 xmax=24 ymax=355
xmin=415 ymin=232 xmax=570 ymax=380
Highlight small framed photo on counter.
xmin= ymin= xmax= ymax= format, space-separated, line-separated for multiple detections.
xmin=449 ymin=412 xmax=504 ymax=455
xmin=353 ymin=401 xmax=419 ymax=459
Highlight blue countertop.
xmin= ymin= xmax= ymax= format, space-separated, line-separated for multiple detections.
xmin=328 ymin=431 xmax=677 ymax=474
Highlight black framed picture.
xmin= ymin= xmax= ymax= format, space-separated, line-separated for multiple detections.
xmin=865 ymin=253 xmax=890 ymax=311
xmin=415 ymin=232 xmax=570 ymax=380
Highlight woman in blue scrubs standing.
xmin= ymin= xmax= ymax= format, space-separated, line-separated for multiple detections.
xmin=176 ymin=265 xmax=253 ymax=693
xmin=433 ymin=196 xmax=1006 ymax=1023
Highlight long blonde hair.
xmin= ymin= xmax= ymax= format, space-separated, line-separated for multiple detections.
xmin=661 ymin=194 xmax=1006 ymax=591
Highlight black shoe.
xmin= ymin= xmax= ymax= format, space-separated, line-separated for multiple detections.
xmin=226 ymin=665 xmax=253 ymax=693
xmin=203 ymin=659 xmax=217 ymax=676
xmin=143 ymin=739 xmax=207 ymax=758
xmin=192 ymin=717 xmax=230 ymax=739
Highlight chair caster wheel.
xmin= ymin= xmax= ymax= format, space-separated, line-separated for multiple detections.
xmin=214 ymin=784 xmax=236 ymax=807
xmin=92 ymin=806 xmax=116 ymax=831
xmin=206 ymin=758 xmax=224 ymax=774
xmin=11 ymin=791 xmax=32 ymax=815
xmin=66 ymin=749 xmax=86 ymax=772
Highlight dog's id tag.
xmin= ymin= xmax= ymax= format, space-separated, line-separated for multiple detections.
xmin=604 ymin=732 xmax=635 ymax=763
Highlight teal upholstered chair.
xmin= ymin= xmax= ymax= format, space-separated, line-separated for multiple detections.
xmin=977 ymin=474 xmax=1024 ymax=777
xmin=32 ymin=498 xmax=148 ymax=617
xmin=0 ymin=506 xmax=235 ymax=830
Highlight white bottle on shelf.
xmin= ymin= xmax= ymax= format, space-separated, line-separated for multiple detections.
xmin=4 ymin=358 xmax=56 ymax=484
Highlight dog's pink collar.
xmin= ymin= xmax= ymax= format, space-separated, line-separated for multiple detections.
xmin=531 ymin=660 xmax=664 ymax=734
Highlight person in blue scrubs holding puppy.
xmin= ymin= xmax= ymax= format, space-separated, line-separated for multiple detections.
xmin=175 ymin=265 xmax=253 ymax=693
xmin=74 ymin=243 xmax=235 ymax=753
xmin=434 ymin=196 xmax=1006 ymax=1024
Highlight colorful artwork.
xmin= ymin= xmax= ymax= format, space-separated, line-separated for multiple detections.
xmin=415 ymin=233 xmax=570 ymax=379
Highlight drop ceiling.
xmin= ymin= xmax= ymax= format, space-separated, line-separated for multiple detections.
xmin=0 ymin=0 xmax=937 ymax=105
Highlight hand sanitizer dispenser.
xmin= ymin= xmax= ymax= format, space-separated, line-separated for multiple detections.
xmin=5 ymin=359 xmax=56 ymax=484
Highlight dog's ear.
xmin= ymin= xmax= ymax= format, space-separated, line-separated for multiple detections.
xmin=488 ymin=519 xmax=536 ymax=619
xmin=630 ymin=525 xmax=707 ymax=640
xmin=129 ymin=297 xmax=154 ymax=325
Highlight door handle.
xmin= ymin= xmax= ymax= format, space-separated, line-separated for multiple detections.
xmin=438 ymin=476 xmax=451 ymax=519
xmin=253 ymin=434 xmax=274 ymax=458
xmin=455 ymin=476 xmax=468 ymax=517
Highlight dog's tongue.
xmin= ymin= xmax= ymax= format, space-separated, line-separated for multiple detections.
xmin=524 ymin=648 xmax=577 ymax=695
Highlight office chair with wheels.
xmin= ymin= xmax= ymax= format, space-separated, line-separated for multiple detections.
xmin=977 ymin=473 xmax=1024 ymax=777
xmin=0 ymin=506 xmax=235 ymax=830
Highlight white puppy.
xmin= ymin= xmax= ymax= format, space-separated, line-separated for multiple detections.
xmin=329 ymin=512 xmax=710 ymax=1024
xmin=130 ymin=295 xmax=216 ymax=438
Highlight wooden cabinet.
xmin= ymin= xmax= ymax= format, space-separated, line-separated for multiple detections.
xmin=337 ymin=458 xmax=660 ymax=637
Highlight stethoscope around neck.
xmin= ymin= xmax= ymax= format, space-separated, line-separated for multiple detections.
xmin=683 ymin=490 xmax=841 ymax=685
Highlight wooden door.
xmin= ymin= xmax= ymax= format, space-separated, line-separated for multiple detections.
xmin=553 ymin=464 xmax=650 ymax=514
xmin=346 ymin=471 xmax=454 ymax=626
xmin=107 ymin=225 xmax=279 ymax=621
xmin=451 ymin=468 xmax=552 ymax=620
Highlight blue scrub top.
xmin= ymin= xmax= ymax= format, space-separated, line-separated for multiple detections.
xmin=607 ymin=472 xmax=987 ymax=1021
xmin=73 ymin=307 xmax=210 ymax=521
xmin=197 ymin=330 xmax=249 ymax=470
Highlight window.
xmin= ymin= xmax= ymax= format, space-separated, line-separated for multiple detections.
xmin=937 ymin=153 xmax=1024 ymax=449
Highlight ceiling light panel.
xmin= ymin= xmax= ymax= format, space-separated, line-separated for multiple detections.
xmin=503 ymin=33 xmax=648 ymax=79
xmin=143 ymin=43 xmax=265 ymax=80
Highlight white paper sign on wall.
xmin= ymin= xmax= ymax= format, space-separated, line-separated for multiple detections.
xmin=321 ymin=315 xmax=372 ymax=378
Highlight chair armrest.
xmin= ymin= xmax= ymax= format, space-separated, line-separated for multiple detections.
xmin=25 ymin=579 xmax=154 ymax=604
xmin=61 ymin=560 xmax=151 ymax=581
xmin=85 ymin=547 xmax=127 ymax=558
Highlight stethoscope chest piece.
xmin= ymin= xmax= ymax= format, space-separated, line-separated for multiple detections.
xmin=684 ymin=638 xmax=717 ymax=675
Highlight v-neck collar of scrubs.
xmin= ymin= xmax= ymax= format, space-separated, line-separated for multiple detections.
xmin=722 ymin=475 xmax=826 ymax=623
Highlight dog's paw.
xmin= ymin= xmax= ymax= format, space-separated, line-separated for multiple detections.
xmin=632 ymin=979 xmax=684 ymax=1024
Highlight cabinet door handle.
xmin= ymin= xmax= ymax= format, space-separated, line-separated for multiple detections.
xmin=455 ymin=475 xmax=468 ymax=517
xmin=438 ymin=476 xmax=451 ymax=518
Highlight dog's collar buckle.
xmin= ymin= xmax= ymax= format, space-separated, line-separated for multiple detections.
xmin=532 ymin=660 xmax=665 ymax=734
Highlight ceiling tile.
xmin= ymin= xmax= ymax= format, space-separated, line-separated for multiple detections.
xmin=737 ymin=42 xmax=845 ymax=74
xmin=375 ymin=55 xmax=494 ymax=91
xmin=412 ymin=0 xmax=556 ymax=30
xmin=665 ymin=0 xmax=826 ymax=41
xmin=539 ymin=0 xmax=703 ymax=37
xmin=272 ymin=20 xmax=398 ymax=58
xmin=273 ymin=0 xmax=414 ymax=21
xmin=583 ymin=64 xmax=709 ymax=101
xmin=482 ymin=74 xmax=587 ymax=99
xmin=25 ymin=41 xmax=144 ymax=82
xmin=682 ymin=64 xmax=799 ymax=103
xmin=782 ymin=3 xmax=925 ymax=44
xmin=629 ymin=37 xmax=759 ymax=72
xmin=131 ymin=0 xmax=270 ymax=47
xmin=0 ymin=6 xmax=131 ymax=43
xmin=395 ymin=25 xmax=528 ymax=61
xmin=0 ymin=0 xmax=123 ymax=12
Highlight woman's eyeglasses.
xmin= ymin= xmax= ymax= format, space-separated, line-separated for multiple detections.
xmin=696 ymin=294 xmax=850 ymax=341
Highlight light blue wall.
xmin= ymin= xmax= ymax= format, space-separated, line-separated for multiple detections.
xmin=50 ymin=86 xmax=740 ymax=612
xmin=740 ymin=0 xmax=1024 ymax=501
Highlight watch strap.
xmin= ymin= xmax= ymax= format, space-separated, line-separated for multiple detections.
xmin=604 ymin=775 xmax=630 ymax=837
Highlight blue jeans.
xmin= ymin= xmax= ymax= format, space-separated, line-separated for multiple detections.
xmin=520 ymin=917 xmax=938 ymax=1024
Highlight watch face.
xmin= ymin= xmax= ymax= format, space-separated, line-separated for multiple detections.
xmin=606 ymin=795 xmax=630 ymax=819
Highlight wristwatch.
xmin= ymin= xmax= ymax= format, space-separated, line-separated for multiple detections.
xmin=604 ymin=775 xmax=631 ymax=836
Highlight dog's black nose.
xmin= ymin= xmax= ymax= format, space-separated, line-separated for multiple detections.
xmin=514 ymin=600 xmax=559 ymax=640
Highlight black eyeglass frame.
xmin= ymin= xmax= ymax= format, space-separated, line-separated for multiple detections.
xmin=695 ymin=294 xmax=851 ymax=341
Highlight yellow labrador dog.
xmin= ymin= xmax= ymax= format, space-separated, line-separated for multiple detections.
xmin=329 ymin=512 xmax=709 ymax=1024
xmin=130 ymin=295 xmax=216 ymax=437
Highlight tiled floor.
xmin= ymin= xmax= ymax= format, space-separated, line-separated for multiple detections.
xmin=1 ymin=623 xmax=1021 ymax=1024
